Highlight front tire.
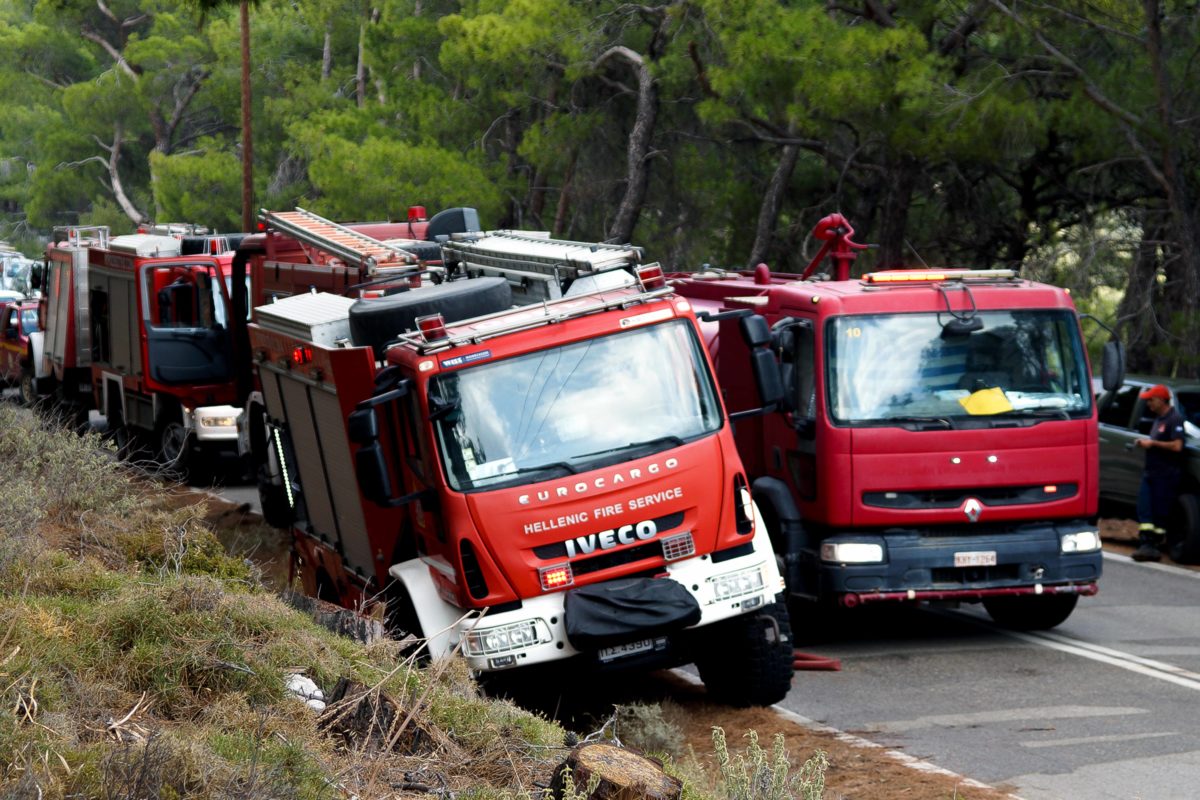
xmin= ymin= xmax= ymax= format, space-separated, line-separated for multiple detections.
xmin=154 ymin=408 xmax=194 ymax=477
xmin=18 ymin=368 xmax=36 ymax=408
xmin=1167 ymin=493 xmax=1200 ymax=564
xmin=695 ymin=601 xmax=795 ymax=707
xmin=983 ymin=593 xmax=1078 ymax=631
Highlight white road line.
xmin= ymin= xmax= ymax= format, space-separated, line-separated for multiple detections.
xmin=1020 ymin=731 xmax=1178 ymax=749
xmin=1003 ymin=629 xmax=1200 ymax=692
xmin=865 ymin=705 xmax=1146 ymax=734
xmin=1103 ymin=549 xmax=1200 ymax=577
xmin=669 ymin=668 xmax=1026 ymax=800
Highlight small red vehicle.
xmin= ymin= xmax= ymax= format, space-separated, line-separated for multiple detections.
xmin=0 ymin=300 xmax=40 ymax=401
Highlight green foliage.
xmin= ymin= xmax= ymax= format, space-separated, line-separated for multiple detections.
xmin=711 ymin=726 xmax=827 ymax=800
xmin=151 ymin=148 xmax=244 ymax=230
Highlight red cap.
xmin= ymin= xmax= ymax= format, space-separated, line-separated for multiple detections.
xmin=1138 ymin=384 xmax=1170 ymax=401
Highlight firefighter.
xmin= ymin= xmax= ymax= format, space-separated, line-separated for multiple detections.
xmin=1132 ymin=384 xmax=1186 ymax=562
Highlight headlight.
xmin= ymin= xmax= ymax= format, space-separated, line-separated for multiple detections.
xmin=199 ymin=416 xmax=237 ymax=428
xmin=820 ymin=541 xmax=885 ymax=564
xmin=707 ymin=565 xmax=765 ymax=604
xmin=463 ymin=619 xmax=551 ymax=656
xmin=1061 ymin=530 xmax=1101 ymax=553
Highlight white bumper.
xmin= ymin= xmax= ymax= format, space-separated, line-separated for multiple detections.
xmin=391 ymin=503 xmax=786 ymax=673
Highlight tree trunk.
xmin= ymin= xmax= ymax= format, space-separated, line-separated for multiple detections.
xmin=747 ymin=142 xmax=799 ymax=269
xmin=876 ymin=156 xmax=918 ymax=268
xmin=1142 ymin=0 xmax=1200 ymax=373
xmin=108 ymin=123 xmax=147 ymax=225
xmin=240 ymin=0 xmax=254 ymax=233
xmin=322 ymin=24 xmax=332 ymax=81
xmin=551 ymin=742 xmax=682 ymax=800
xmin=553 ymin=150 xmax=577 ymax=237
xmin=356 ymin=22 xmax=367 ymax=108
xmin=599 ymin=46 xmax=658 ymax=245
xmin=1113 ymin=218 xmax=1165 ymax=371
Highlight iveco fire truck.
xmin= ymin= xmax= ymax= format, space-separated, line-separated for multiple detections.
xmin=247 ymin=233 xmax=796 ymax=705
xmin=671 ymin=214 xmax=1124 ymax=630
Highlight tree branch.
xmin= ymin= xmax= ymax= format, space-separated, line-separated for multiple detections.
xmin=80 ymin=29 xmax=140 ymax=79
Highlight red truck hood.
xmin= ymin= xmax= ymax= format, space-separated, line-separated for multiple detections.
xmin=463 ymin=435 xmax=732 ymax=598
xmin=849 ymin=422 xmax=1093 ymax=527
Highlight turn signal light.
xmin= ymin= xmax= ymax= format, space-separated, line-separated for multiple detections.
xmin=539 ymin=563 xmax=574 ymax=591
xmin=416 ymin=313 xmax=448 ymax=342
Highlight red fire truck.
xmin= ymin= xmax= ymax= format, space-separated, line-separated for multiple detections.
xmin=671 ymin=215 xmax=1124 ymax=630
xmin=246 ymin=236 xmax=796 ymax=705
xmin=37 ymin=226 xmax=245 ymax=465
xmin=34 ymin=207 xmax=476 ymax=475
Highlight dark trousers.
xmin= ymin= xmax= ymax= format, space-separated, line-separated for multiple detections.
xmin=1137 ymin=470 xmax=1181 ymax=532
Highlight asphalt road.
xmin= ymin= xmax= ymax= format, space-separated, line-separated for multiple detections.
xmin=210 ymin=473 xmax=1197 ymax=799
xmin=784 ymin=554 xmax=1200 ymax=800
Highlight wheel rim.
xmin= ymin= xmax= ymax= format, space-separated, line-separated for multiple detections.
xmin=160 ymin=422 xmax=189 ymax=465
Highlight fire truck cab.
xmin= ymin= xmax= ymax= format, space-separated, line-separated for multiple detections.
xmin=671 ymin=215 xmax=1123 ymax=631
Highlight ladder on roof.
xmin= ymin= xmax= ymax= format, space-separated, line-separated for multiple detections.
xmin=441 ymin=232 xmax=643 ymax=281
xmin=260 ymin=207 xmax=420 ymax=274
xmin=53 ymin=226 xmax=110 ymax=250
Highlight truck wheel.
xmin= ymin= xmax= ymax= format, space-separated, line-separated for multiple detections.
xmin=18 ymin=368 xmax=37 ymax=408
xmin=982 ymin=593 xmax=1078 ymax=630
xmin=384 ymin=582 xmax=428 ymax=663
xmin=257 ymin=465 xmax=294 ymax=530
xmin=155 ymin=408 xmax=194 ymax=477
xmin=1168 ymin=493 xmax=1200 ymax=564
xmin=694 ymin=602 xmax=795 ymax=707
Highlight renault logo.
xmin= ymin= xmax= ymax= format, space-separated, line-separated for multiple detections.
xmin=963 ymin=498 xmax=983 ymax=523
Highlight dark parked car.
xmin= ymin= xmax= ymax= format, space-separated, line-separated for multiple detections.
xmin=1096 ymin=376 xmax=1200 ymax=562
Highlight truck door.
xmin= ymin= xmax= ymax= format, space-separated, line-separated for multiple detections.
xmin=768 ymin=315 xmax=818 ymax=502
xmin=142 ymin=262 xmax=233 ymax=385
xmin=0 ymin=303 xmax=18 ymax=379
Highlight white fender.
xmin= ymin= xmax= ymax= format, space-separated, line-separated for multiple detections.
xmin=389 ymin=559 xmax=469 ymax=660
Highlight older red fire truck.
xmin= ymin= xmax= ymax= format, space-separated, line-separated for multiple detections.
xmin=247 ymin=235 xmax=796 ymax=704
xmin=38 ymin=225 xmax=246 ymax=465
xmin=34 ymin=207 xmax=476 ymax=476
xmin=671 ymin=215 xmax=1124 ymax=630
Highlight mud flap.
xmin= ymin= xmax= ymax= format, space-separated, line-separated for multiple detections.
xmin=564 ymin=577 xmax=700 ymax=651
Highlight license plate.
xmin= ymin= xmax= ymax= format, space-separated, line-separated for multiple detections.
xmin=954 ymin=550 xmax=997 ymax=567
xmin=598 ymin=638 xmax=655 ymax=663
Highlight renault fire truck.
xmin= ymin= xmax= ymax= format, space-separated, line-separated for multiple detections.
xmin=671 ymin=214 xmax=1123 ymax=630
xmin=247 ymin=234 xmax=796 ymax=705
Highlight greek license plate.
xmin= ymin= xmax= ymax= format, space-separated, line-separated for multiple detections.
xmin=598 ymin=638 xmax=656 ymax=663
xmin=954 ymin=550 xmax=997 ymax=567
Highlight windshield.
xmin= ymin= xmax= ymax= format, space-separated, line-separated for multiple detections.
xmin=828 ymin=310 xmax=1091 ymax=425
xmin=431 ymin=319 xmax=723 ymax=492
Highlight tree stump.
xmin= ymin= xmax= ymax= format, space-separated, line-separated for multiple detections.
xmin=550 ymin=742 xmax=682 ymax=800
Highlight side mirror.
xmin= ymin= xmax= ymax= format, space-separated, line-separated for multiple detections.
xmin=1101 ymin=339 xmax=1125 ymax=392
xmin=347 ymin=407 xmax=379 ymax=444
xmin=739 ymin=314 xmax=772 ymax=348
xmin=354 ymin=442 xmax=394 ymax=506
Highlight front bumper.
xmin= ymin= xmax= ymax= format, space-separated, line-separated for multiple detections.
xmin=815 ymin=520 xmax=1102 ymax=607
xmin=450 ymin=524 xmax=785 ymax=673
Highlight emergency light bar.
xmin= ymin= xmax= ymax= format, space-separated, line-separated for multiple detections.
xmin=416 ymin=313 xmax=448 ymax=342
xmin=864 ymin=269 xmax=1018 ymax=284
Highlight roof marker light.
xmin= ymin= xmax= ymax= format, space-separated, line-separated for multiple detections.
xmin=416 ymin=313 xmax=448 ymax=342
xmin=638 ymin=264 xmax=667 ymax=291
xmin=864 ymin=268 xmax=1017 ymax=283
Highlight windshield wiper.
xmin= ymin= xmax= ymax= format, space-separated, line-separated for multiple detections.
xmin=492 ymin=462 xmax=578 ymax=479
xmin=577 ymin=435 xmax=687 ymax=461
xmin=879 ymin=415 xmax=954 ymax=430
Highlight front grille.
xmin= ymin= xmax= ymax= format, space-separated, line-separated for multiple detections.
xmin=931 ymin=564 xmax=1021 ymax=585
xmin=531 ymin=510 xmax=685 ymax=560
xmin=864 ymin=484 xmax=1077 ymax=510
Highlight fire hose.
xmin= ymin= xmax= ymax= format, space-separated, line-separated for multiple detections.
xmin=793 ymin=650 xmax=841 ymax=671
